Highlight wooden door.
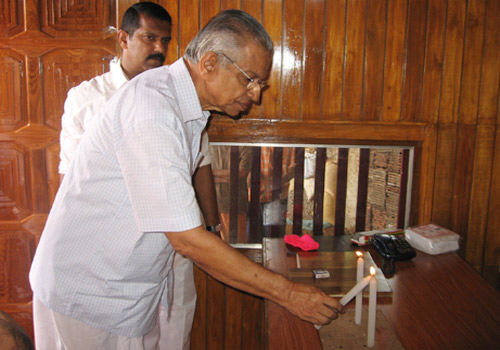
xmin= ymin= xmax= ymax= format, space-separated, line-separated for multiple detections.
xmin=0 ymin=0 xmax=123 ymax=338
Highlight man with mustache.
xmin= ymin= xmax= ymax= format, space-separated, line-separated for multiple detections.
xmin=59 ymin=2 xmax=172 ymax=177
xmin=55 ymin=3 xmax=219 ymax=350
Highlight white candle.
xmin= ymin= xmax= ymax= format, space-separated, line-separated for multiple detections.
xmin=367 ymin=266 xmax=377 ymax=348
xmin=355 ymin=251 xmax=364 ymax=325
xmin=339 ymin=275 xmax=371 ymax=306
xmin=296 ymin=253 xmax=301 ymax=268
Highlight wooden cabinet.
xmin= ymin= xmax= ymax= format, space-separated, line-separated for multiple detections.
xmin=191 ymin=246 xmax=264 ymax=350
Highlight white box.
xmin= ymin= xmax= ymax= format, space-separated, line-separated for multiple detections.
xmin=405 ymin=224 xmax=460 ymax=255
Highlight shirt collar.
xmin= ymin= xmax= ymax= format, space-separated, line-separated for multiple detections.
xmin=109 ymin=57 xmax=130 ymax=86
xmin=169 ymin=58 xmax=211 ymax=123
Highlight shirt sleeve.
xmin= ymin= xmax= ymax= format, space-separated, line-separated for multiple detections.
xmin=59 ymin=88 xmax=85 ymax=174
xmin=116 ymin=118 xmax=202 ymax=233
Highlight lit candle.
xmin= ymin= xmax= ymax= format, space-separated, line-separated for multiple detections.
xmin=367 ymin=266 xmax=377 ymax=348
xmin=355 ymin=251 xmax=364 ymax=325
xmin=339 ymin=275 xmax=371 ymax=306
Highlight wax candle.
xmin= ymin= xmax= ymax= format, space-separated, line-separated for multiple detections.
xmin=355 ymin=251 xmax=364 ymax=325
xmin=367 ymin=266 xmax=377 ymax=348
xmin=339 ymin=275 xmax=371 ymax=306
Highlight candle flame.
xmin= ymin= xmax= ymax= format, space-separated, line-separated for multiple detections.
xmin=355 ymin=251 xmax=363 ymax=257
xmin=370 ymin=266 xmax=376 ymax=276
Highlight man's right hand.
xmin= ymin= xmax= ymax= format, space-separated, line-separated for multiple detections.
xmin=280 ymin=281 xmax=344 ymax=325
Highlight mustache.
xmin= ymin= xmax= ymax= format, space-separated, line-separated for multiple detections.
xmin=147 ymin=53 xmax=166 ymax=63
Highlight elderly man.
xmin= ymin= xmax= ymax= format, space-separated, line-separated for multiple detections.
xmin=30 ymin=9 xmax=344 ymax=349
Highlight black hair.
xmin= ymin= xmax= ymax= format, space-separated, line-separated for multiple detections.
xmin=120 ymin=2 xmax=172 ymax=37
xmin=0 ymin=311 xmax=34 ymax=350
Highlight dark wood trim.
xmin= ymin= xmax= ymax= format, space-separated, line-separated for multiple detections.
xmin=208 ymin=120 xmax=430 ymax=144
xmin=313 ymin=148 xmax=326 ymax=235
xmin=229 ymin=146 xmax=239 ymax=239
xmin=271 ymin=147 xmax=283 ymax=237
xmin=335 ymin=148 xmax=349 ymax=235
xmin=397 ymin=149 xmax=410 ymax=229
xmin=248 ymin=147 xmax=262 ymax=242
xmin=292 ymin=147 xmax=305 ymax=235
xmin=355 ymin=148 xmax=370 ymax=231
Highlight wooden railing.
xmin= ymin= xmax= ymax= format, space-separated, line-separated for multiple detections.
xmin=211 ymin=144 xmax=412 ymax=243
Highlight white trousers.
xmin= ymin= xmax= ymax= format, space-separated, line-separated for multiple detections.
xmin=33 ymin=254 xmax=196 ymax=350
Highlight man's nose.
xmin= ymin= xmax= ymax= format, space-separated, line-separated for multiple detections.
xmin=247 ymin=85 xmax=262 ymax=104
xmin=155 ymin=40 xmax=168 ymax=53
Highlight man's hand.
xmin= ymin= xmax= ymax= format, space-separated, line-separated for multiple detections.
xmin=280 ymin=282 xmax=344 ymax=325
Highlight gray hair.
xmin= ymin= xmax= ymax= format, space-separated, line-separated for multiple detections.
xmin=184 ymin=9 xmax=273 ymax=66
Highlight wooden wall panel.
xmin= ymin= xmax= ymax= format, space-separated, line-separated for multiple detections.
xmin=420 ymin=0 xmax=447 ymax=124
xmin=401 ymin=0 xmax=427 ymax=123
xmin=281 ymin=0 xmax=304 ymax=120
xmin=1 ymin=0 xmax=500 ymax=342
xmin=459 ymin=0 xmax=486 ymax=125
xmin=322 ymin=0 xmax=345 ymax=121
xmin=343 ymin=0 xmax=366 ymax=121
xmin=0 ymin=50 xmax=27 ymax=130
xmin=439 ymin=0 xmax=466 ymax=124
xmin=0 ymin=0 xmax=119 ymax=339
xmin=157 ymin=0 xmax=179 ymax=63
xmin=260 ymin=0 xmax=283 ymax=120
xmin=222 ymin=0 xmax=241 ymax=11
xmin=361 ymin=0 xmax=386 ymax=122
xmin=0 ymin=0 xmax=24 ymax=37
xmin=381 ymin=0 xmax=407 ymax=122
xmin=0 ymin=142 xmax=32 ymax=221
xmin=41 ymin=0 xmax=116 ymax=38
xmin=451 ymin=124 xmax=476 ymax=256
xmin=302 ymin=0 xmax=325 ymax=121
xmin=191 ymin=264 xmax=264 ymax=350
xmin=485 ymin=128 xmax=500 ymax=289
xmin=178 ymin=0 xmax=201 ymax=55
xmin=477 ymin=0 xmax=500 ymax=126
xmin=41 ymin=49 xmax=112 ymax=129
xmin=430 ymin=125 xmax=456 ymax=233
xmin=242 ymin=0 xmax=263 ymax=120
xmin=467 ymin=125 xmax=495 ymax=271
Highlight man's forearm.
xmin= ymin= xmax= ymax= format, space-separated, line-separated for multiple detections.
xmin=166 ymin=227 xmax=290 ymax=303
xmin=193 ymin=164 xmax=219 ymax=226
xmin=165 ymin=227 xmax=343 ymax=325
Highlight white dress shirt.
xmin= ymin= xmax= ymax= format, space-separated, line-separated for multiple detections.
xmin=59 ymin=58 xmax=128 ymax=174
xmin=59 ymin=58 xmax=211 ymax=174
xmin=30 ymin=58 xmax=210 ymax=337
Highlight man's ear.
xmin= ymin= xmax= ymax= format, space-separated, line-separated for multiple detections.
xmin=199 ymin=51 xmax=220 ymax=80
xmin=117 ymin=30 xmax=129 ymax=50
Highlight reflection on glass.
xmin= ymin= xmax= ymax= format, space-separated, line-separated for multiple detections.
xmin=209 ymin=144 xmax=413 ymax=244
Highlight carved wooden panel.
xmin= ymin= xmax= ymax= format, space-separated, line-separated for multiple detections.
xmin=41 ymin=49 xmax=112 ymax=129
xmin=0 ymin=0 xmax=118 ymax=338
xmin=0 ymin=142 xmax=32 ymax=221
xmin=0 ymin=230 xmax=35 ymax=303
xmin=41 ymin=0 xmax=116 ymax=38
xmin=0 ymin=0 xmax=25 ymax=38
xmin=0 ymin=49 xmax=27 ymax=131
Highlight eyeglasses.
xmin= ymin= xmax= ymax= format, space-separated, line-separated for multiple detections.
xmin=217 ymin=52 xmax=268 ymax=90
